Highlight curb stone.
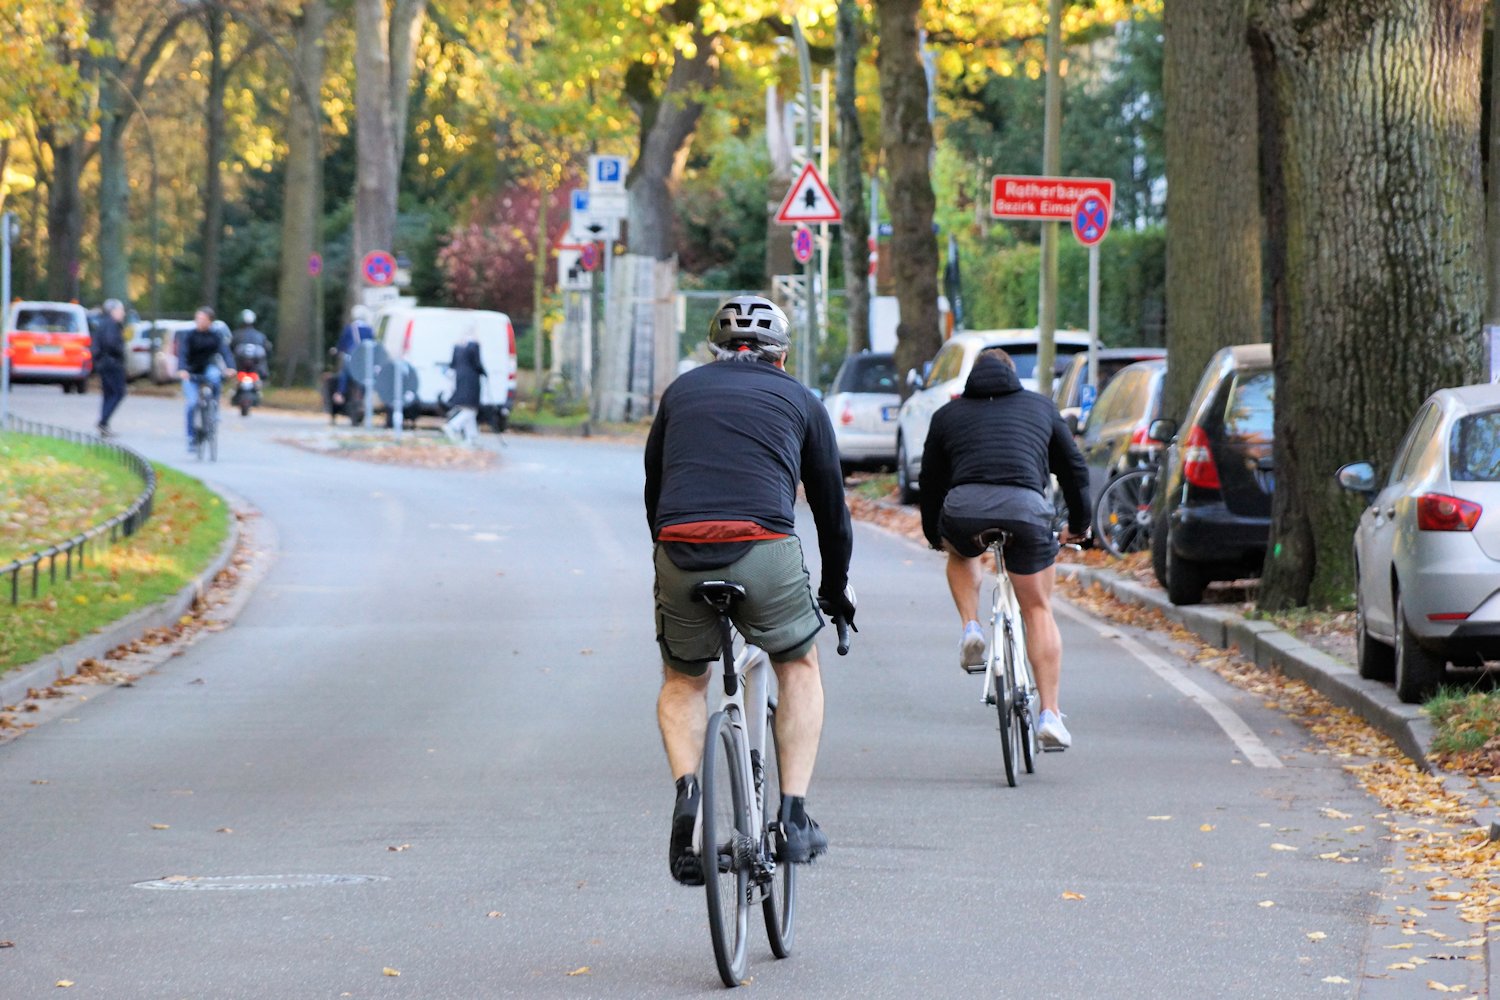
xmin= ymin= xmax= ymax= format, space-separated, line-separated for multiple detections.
xmin=0 ymin=492 xmax=245 ymax=712
xmin=1056 ymin=562 xmax=1498 ymax=831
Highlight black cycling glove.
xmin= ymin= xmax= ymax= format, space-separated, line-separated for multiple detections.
xmin=818 ymin=583 xmax=858 ymax=630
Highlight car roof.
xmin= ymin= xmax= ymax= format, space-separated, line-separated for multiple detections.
xmin=956 ymin=328 xmax=1092 ymax=348
xmin=11 ymin=300 xmax=86 ymax=311
xmin=1091 ymin=346 xmax=1167 ymax=360
xmin=1117 ymin=357 xmax=1168 ymax=375
xmin=1223 ymin=343 xmax=1273 ymax=367
xmin=1436 ymin=382 xmax=1500 ymax=412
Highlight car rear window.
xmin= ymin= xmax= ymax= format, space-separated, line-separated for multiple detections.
xmin=14 ymin=308 xmax=83 ymax=333
xmin=994 ymin=344 xmax=1087 ymax=380
xmin=1221 ymin=369 xmax=1275 ymax=442
xmin=836 ymin=355 xmax=897 ymax=394
xmin=1449 ymin=409 xmax=1500 ymax=481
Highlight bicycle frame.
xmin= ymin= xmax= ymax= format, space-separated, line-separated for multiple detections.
xmin=980 ymin=542 xmax=1036 ymax=713
xmin=694 ymin=619 xmax=776 ymax=896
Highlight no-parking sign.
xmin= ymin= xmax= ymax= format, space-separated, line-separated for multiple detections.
xmin=362 ymin=250 xmax=397 ymax=287
xmin=1071 ymin=195 xmax=1111 ymax=246
xmin=792 ymin=226 xmax=814 ymax=264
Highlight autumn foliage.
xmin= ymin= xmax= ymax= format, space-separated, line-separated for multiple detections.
xmin=436 ymin=184 xmax=574 ymax=322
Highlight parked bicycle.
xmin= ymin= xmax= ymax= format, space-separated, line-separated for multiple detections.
xmin=692 ymin=580 xmax=850 ymax=988
xmin=1094 ymin=465 xmax=1157 ymax=558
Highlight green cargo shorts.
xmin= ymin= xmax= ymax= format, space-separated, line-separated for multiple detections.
xmin=653 ymin=536 xmax=824 ymax=676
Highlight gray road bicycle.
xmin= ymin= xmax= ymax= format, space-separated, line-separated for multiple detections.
xmin=691 ymin=581 xmax=850 ymax=988
xmin=188 ymin=374 xmax=221 ymax=462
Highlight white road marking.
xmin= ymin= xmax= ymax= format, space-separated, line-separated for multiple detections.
xmin=1056 ymin=599 xmax=1284 ymax=769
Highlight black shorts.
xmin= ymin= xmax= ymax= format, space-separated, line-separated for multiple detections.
xmin=939 ymin=513 xmax=1057 ymax=573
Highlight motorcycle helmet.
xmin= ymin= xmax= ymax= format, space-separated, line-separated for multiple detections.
xmin=239 ymin=309 xmax=256 ymax=326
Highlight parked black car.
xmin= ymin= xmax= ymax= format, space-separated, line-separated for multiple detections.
xmin=1150 ymin=344 xmax=1275 ymax=605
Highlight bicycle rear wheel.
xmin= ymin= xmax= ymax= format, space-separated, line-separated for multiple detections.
xmin=991 ymin=619 xmax=1017 ymax=787
xmin=760 ymin=701 xmax=796 ymax=958
xmin=702 ymin=710 xmax=751 ymax=987
xmin=192 ymin=398 xmax=207 ymax=461
xmin=1095 ymin=468 xmax=1156 ymax=557
xmin=1014 ymin=646 xmax=1037 ymax=775
xmin=208 ymin=400 xmax=219 ymax=462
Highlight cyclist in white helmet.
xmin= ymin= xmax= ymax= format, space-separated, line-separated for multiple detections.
xmin=645 ymin=295 xmax=855 ymax=885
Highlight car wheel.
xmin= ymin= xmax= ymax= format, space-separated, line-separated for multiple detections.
xmin=1151 ymin=507 xmax=1170 ymax=588
xmin=1354 ymin=565 xmax=1394 ymax=681
xmin=1393 ymin=587 xmax=1445 ymax=704
xmin=896 ymin=436 xmax=918 ymax=505
xmin=1165 ymin=543 xmax=1208 ymax=606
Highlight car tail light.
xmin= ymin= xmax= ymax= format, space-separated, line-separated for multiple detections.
xmin=839 ymin=404 xmax=853 ymax=425
xmin=1427 ymin=612 xmax=1470 ymax=621
xmin=1129 ymin=426 xmax=1163 ymax=449
xmin=1182 ymin=425 xmax=1220 ymax=489
xmin=506 ymin=321 xmax=516 ymax=359
xmin=1416 ymin=493 xmax=1481 ymax=531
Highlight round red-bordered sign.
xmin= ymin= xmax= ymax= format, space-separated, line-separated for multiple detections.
xmin=792 ymin=226 xmax=814 ymax=264
xmin=579 ymin=244 xmax=599 ymax=271
xmin=1071 ymin=195 xmax=1111 ymax=247
xmin=362 ymin=250 xmax=397 ymax=287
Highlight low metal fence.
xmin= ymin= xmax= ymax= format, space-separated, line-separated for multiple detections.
xmin=1 ymin=415 xmax=157 ymax=606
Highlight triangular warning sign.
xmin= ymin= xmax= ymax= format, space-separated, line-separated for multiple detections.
xmin=775 ymin=163 xmax=842 ymax=225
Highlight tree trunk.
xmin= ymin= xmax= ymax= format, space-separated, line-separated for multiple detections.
xmin=876 ymin=0 xmax=940 ymax=395
xmin=1252 ymin=0 xmax=1486 ymax=609
xmin=836 ymin=0 xmax=870 ymax=355
xmin=43 ymin=131 xmax=82 ymax=302
xmin=1487 ymin=0 xmax=1500 ymax=364
xmin=93 ymin=0 xmax=130 ymax=304
xmin=276 ymin=0 xmax=330 ymax=385
xmin=199 ymin=7 xmax=227 ymax=308
xmin=389 ymin=0 xmax=427 ymax=175
xmin=1161 ymin=0 xmax=1263 ymax=424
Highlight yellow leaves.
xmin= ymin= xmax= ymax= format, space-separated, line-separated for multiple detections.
xmin=566 ymin=966 xmax=591 ymax=976
xmin=1306 ymin=931 xmax=1327 ymax=941
xmin=1270 ymin=843 xmax=1299 ymax=852
xmin=1322 ymin=975 xmax=1350 ymax=984
xmin=382 ymin=968 xmax=400 ymax=977
xmin=1146 ymin=815 xmax=1171 ymax=821
xmin=1321 ymin=807 xmax=1352 ymax=820
xmin=55 ymin=981 xmax=74 ymax=988
xmin=149 ymin=823 xmax=169 ymax=830
xmin=1425 ymin=982 xmax=1466 ymax=993
xmin=1257 ymin=900 xmax=1275 ymax=908
xmin=1060 ymin=891 xmax=1085 ymax=901
xmin=1199 ymin=824 xmax=1215 ymax=832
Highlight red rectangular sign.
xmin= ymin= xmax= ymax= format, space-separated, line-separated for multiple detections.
xmin=991 ymin=175 xmax=1115 ymax=221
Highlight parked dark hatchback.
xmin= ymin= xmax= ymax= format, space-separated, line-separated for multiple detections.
xmin=1151 ymin=344 xmax=1275 ymax=605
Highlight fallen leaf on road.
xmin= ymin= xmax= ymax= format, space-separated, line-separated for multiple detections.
xmin=1258 ymin=900 xmax=1275 ymax=908
xmin=1321 ymin=808 xmax=1352 ymax=820
xmin=1270 ymin=843 xmax=1298 ymax=851
xmin=1387 ymin=943 xmax=1415 ymax=950
xmin=1426 ymin=982 xmax=1464 ymax=993
xmin=150 ymin=824 xmax=169 ymax=830
xmin=1390 ymin=962 xmax=1418 ymax=970
xmin=1147 ymin=815 xmax=1172 ymax=821
xmin=1061 ymin=891 xmax=1085 ymax=901
xmin=216 ymin=827 xmax=232 ymax=834
xmin=1322 ymin=975 xmax=1349 ymax=984
xmin=1307 ymin=932 xmax=1327 ymax=941
xmin=579 ymin=649 xmax=593 ymax=655
xmin=567 ymin=967 xmax=590 ymax=976
xmin=1191 ymin=862 xmax=1204 ymax=869
xmin=487 ymin=911 xmax=504 ymax=918
xmin=31 ymin=779 xmax=48 ymax=785
xmin=55 ymin=982 xmax=74 ymax=989
xmin=1431 ymin=892 xmax=1464 ymax=901
xmin=382 ymin=968 xmax=400 ymax=977
xmin=388 ymin=844 xmax=411 ymax=852
xmin=1200 ymin=824 xmax=1215 ymax=832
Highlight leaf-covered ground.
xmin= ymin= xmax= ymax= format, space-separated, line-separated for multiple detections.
xmin=0 ymin=463 xmax=229 ymax=674
xmin=1 ymin=432 xmax=142 ymax=565
xmin=278 ymin=432 xmax=498 ymax=470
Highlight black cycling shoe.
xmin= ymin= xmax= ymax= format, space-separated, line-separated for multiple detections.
xmin=776 ymin=811 xmax=829 ymax=864
xmin=669 ymin=775 xmax=704 ymax=886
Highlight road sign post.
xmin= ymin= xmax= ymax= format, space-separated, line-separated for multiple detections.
xmin=1068 ymin=193 xmax=1112 ymax=392
xmin=775 ymin=163 xmax=841 ymax=385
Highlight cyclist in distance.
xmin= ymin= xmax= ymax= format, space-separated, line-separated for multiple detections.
xmin=645 ymin=295 xmax=855 ymax=886
xmin=176 ymin=306 xmax=235 ymax=453
xmin=919 ymin=347 xmax=1090 ymax=750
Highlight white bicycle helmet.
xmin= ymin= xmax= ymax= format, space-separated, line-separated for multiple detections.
xmin=239 ymin=309 xmax=256 ymax=326
xmin=708 ymin=295 xmax=791 ymax=357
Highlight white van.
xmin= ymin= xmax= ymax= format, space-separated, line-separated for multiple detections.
xmin=374 ymin=306 xmax=517 ymax=431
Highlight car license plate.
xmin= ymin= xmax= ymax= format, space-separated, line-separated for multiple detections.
xmin=33 ymin=344 xmax=61 ymax=355
xmin=881 ymin=405 xmax=899 ymax=421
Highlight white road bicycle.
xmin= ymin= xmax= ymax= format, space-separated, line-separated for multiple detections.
xmin=691 ymin=581 xmax=851 ymax=988
xmin=976 ymin=529 xmax=1043 ymax=787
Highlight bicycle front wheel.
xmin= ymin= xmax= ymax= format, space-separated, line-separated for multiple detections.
xmin=992 ymin=621 xmax=1017 ymax=787
xmin=208 ymin=402 xmax=219 ymax=462
xmin=1095 ymin=468 xmax=1156 ymax=557
xmin=1014 ymin=647 xmax=1037 ymax=776
xmin=761 ymin=701 xmax=796 ymax=959
xmin=192 ymin=400 xmax=207 ymax=461
xmin=702 ymin=710 xmax=751 ymax=987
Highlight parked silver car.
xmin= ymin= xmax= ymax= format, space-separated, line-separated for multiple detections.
xmin=824 ymin=351 xmax=899 ymax=471
xmin=1338 ymin=382 xmax=1500 ymax=702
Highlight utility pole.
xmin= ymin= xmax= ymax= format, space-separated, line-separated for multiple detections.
xmin=1038 ymin=0 xmax=1063 ymax=396
xmin=793 ymin=18 xmax=817 ymax=386
xmin=0 ymin=213 xmax=16 ymax=426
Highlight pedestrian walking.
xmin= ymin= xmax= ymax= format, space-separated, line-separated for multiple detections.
xmin=332 ymin=305 xmax=375 ymax=408
xmin=93 ymin=299 xmax=128 ymax=437
xmin=443 ymin=332 xmax=485 ymax=446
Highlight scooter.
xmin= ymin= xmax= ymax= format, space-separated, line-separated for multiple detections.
xmin=232 ymin=369 xmax=262 ymax=416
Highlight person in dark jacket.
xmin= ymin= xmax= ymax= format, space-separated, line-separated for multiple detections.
xmin=644 ymin=294 xmax=855 ymax=885
xmin=442 ymin=334 xmax=486 ymax=445
xmin=176 ymin=306 xmax=235 ymax=453
xmin=93 ymin=299 xmax=128 ymax=437
xmin=230 ymin=309 xmax=270 ymax=378
xmin=920 ymin=347 xmax=1090 ymax=750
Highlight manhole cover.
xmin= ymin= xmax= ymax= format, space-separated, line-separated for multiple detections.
xmin=133 ymin=874 xmax=389 ymax=891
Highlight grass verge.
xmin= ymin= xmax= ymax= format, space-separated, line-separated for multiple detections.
xmin=0 ymin=463 xmax=229 ymax=675
xmin=2 ymin=433 xmax=143 ymax=565
xmin=1425 ymin=687 xmax=1500 ymax=773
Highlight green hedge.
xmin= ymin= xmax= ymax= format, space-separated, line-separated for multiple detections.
xmin=961 ymin=227 xmax=1164 ymax=347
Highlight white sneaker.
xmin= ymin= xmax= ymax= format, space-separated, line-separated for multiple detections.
xmin=1037 ymin=710 xmax=1071 ymax=751
xmin=959 ymin=621 xmax=986 ymax=674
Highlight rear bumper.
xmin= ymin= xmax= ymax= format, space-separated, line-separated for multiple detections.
xmin=1401 ymin=537 xmax=1500 ymax=654
xmin=1169 ymin=504 xmax=1269 ymax=572
xmin=10 ymin=364 xmax=90 ymax=381
xmin=834 ymin=428 xmax=897 ymax=463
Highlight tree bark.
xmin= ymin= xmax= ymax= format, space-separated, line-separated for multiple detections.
xmin=1252 ymin=0 xmax=1486 ymax=609
xmin=1487 ymin=0 xmax=1500 ymax=359
xmin=199 ymin=7 xmax=227 ymax=308
xmin=836 ymin=0 xmax=870 ymax=355
xmin=93 ymin=0 xmax=129 ymax=304
xmin=276 ymin=0 xmax=330 ymax=385
xmin=876 ymin=0 xmax=940 ymax=392
xmin=42 ymin=130 xmax=82 ymax=302
xmin=1161 ymin=0 xmax=1263 ymax=424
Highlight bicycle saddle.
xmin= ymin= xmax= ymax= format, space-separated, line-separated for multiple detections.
xmin=692 ymin=581 xmax=747 ymax=613
xmin=974 ymin=528 xmax=1010 ymax=549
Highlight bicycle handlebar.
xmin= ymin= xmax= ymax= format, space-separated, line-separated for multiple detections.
xmin=834 ymin=617 xmax=851 ymax=656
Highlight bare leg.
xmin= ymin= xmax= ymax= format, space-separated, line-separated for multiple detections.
xmin=944 ymin=545 xmax=984 ymax=624
xmin=770 ymin=646 xmax=824 ymax=796
xmin=657 ymin=666 xmax=711 ymax=781
xmin=1010 ymin=565 xmax=1062 ymax=714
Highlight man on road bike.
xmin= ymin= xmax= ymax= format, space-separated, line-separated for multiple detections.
xmin=645 ymin=295 xmax=855 ymax=885
xmin=919 ymin=348 xmax=1090 ymax=750
xmin=177 ymin=306 xmax=235 ymax=453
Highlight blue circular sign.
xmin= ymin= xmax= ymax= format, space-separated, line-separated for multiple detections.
xmin=793 ymin=226 xmax=814 ymax=264
xmin=1072 ymin=196 xmax=1110 ymax=246
xmin=362 ymin=250 xmax=397 ymax=286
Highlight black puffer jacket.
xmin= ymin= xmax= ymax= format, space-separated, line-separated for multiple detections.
xmin=448 ymin=341 xmax=486 ymax=408
xmin=918 ymin=352 xmax=1090 ymax=546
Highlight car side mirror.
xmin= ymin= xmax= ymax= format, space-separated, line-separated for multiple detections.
xmin=1064 ymin=412 xmax=1081 ymax=436
xmin=1148 ymin=418 xmax=1177 ymax=443
xmin=1336 ymin=461 xmax=1377 ymax=500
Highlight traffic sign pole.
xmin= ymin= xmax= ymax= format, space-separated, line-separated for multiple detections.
xmin=1088 ymin=244 xmax=1100 ymax=392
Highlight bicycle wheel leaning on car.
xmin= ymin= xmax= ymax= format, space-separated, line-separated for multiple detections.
xmin=1094 ymin=468 xmax=1156 ymax=558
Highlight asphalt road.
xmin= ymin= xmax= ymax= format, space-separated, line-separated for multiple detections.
xmin=0 ymin=384 xmax=1451 ymax=998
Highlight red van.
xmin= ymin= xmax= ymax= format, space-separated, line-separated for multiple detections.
xmin=6 ymin=301 xmax=92 ymax=393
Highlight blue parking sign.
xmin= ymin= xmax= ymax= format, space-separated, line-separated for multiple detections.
xmin=596 ymin=158 xmax=622 ymax=185
xmin=572 ymin=189 xmax=589 ymax=214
